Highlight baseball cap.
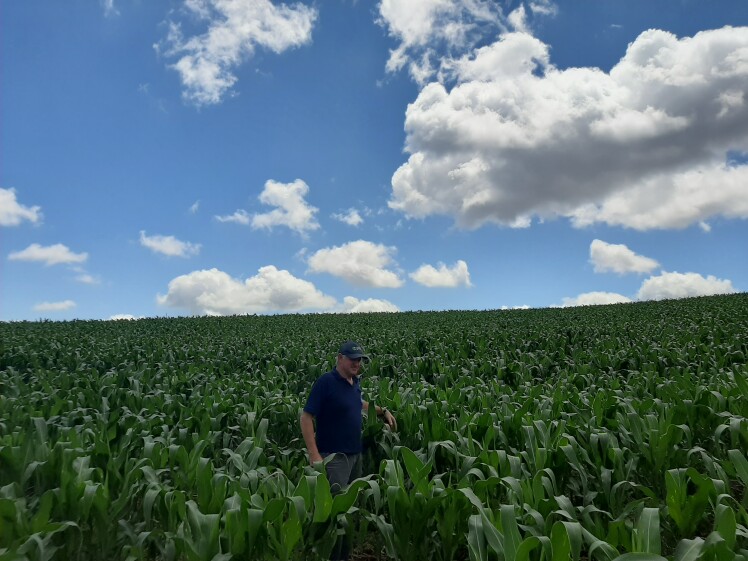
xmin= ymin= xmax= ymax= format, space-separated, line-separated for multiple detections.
xmin=339 ymin=340 xmax=369 ymax=362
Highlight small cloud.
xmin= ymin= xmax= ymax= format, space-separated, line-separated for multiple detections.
xmin=0 ymin=188 xmax=43 ymax=227
xmin=9 ymin=243 xmax=87 ymax=266
xmin=341 ymin=296 xmax=399 ymax=313
xmin=560 ymin=292 xmax=633 ymax=307
xmin=589 ymin=239 xmax=659 ymax=275
xmin=139 ymin=230 xmax=201 ymax=258
xmin=189 ymin=200 xmax=200 ymax=214
xmin=410 ymin=260 xmax=472 ymax=287
xmin=216 ymin=209 xmax=251 ymax=225
xmin=158 ymin=0 xmax=317 ymax=106
xmin=332 ymin=208 xmax=364 ymax=227
xmin=102 ymin=0 xmax=119 ymax=17
xmin=75 ymin=272 xmax=100 ymax=285
xmin=637 ymin=271 xmax=736 ymax=301
xmin=33 ymin=300 xmax=76 ymax=312
xmin=251 ymin=179 xmax=319 ymax=235
xmin=501 ymin=304 xmax=530 ymax=310
xmin=307 ymin=240 xmax=403 ymax=288
xmin=110 ymin=314 xmax=143 ymax=321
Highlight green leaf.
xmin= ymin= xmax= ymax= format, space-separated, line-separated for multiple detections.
xmin=313 ymin=473 xmax=332 ymax=523
xmin=467 ymin=514 xmax=487 ymax=561
xmin=673 ymin=538 xmax=704 ymax=561
xmin=500 ymin=505 xmax=522 ymax=561
xmin=551 ymin=521 xmax=582 ymax=561
xmin=635 ymin=508 xmax=661 ymax=555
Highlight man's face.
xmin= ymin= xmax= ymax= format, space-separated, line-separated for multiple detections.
xmin=337 ymin=354 xmax=363 ymax=379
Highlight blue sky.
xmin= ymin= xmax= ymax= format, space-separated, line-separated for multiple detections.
xmin=2 ymin=0 xmax=747 ymax=320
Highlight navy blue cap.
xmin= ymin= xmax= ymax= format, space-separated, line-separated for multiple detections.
xmin=339 ymin=340 xmax=369 ymax=361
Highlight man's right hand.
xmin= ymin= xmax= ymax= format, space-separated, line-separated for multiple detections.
xmin=309 ymin=451 xmax=323 ymax=465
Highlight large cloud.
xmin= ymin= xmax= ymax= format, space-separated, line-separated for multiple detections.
xmin=140 ymin=231 xmax=201 ymax=258
xmin=159 ymin=0 xmax=317 ymax=105
xmin=0 ymin=188 xmax=42 ymax=227
xmin=389 ymin=27 xmax=748 ymax=231
xmin=637 ymin=271 xmax=736 ymax=301
xmin=409 ymin=259 xmax=471 ymax=287
xmin=251 ymin=179 xmax=319 ymax=234
xmin=157 ymin=266 xmax=336 ymax=315
xmin=589 ymin=239 xmax=659 ymax=275
xmin=9 ymin=243 xmax=87 ymax=266
xmin=307 ymin=240 xmax=403 ymax=288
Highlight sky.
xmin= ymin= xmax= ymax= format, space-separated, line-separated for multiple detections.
xmin=2 ymin=0 xmax=747 ymax=321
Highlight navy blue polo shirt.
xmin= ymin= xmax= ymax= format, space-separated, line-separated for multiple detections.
xmin=304 ymin=368 xmax=363 ymax=454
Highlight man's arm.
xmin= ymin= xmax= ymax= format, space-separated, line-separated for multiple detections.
xmin=300 ymin=411 xmax=323 ymax=464
xmin=362 ymin=400 xmax=397 ymax=431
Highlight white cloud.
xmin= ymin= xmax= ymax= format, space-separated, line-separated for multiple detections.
xmin=377 ymin=0 xmax=506 ymax=83
xmin=307 ymin=240 xmax=403 ymax=288
xmin=388 ymin=27 xmax=748 ymax=231
xmin=589 ymin=239 xmax=659 ymax=275
xmin=9 ymin=243 xmax=87 ymax=266
xmin=159 ymin=0 xmax=317 ymax=105
xmin=110 ymin=314 xmax=143 ymax=320
xmin=75 ymin=272 xmax=101 ymax=285
xmin=0 ymin=188 xmax=42 ymax=227
xmin=251 ymin=179 xmax=319 ymax=234
xmin=560 ymin=292 xmax=633 ymax=307
xmin=637 ymin=271 xmax=736 ymax=301
xmin=140 ymin=231 xmax=201 ymax=258
xmin=190 ymin=200 xmax=200 ymax=214
xmin=216 ymin=209 xmax=251 ymax=225
xmin=409 ymin=259 xmax=471 ymax=287
xmin=341 ymin=296 xmax=399 ymax=313
xmin=33 ymin=300 xmax=76 ymax=312
xmin=102 ymin=0 xmax=118 ymax=17
xmin=332 ymin=209 xmax=364 ymax=227
xmin=157 ymin=266 xmax=336 ymax=315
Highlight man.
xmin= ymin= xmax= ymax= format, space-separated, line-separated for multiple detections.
xmin=301 ymin=340 xmax=397 ymax=494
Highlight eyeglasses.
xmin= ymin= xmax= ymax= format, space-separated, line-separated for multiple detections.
xmin=347 ymin=356 xmax=362 ymax=363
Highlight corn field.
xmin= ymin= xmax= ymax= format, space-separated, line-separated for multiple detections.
xmin=1 ymin=294 xmax=748 ymax=561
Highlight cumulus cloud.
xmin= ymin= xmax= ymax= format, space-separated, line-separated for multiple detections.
xmin=216 ymin=209 xmax=251 ymax=225
xmin=0 ymin=188 xmax=42 ymax=227
xmin=410 ymin=259 xmax=471 ymax=287
xmin=589 ymin=239 xmax=659 ymax=275
xmin=190 ymin=200 xmax=200 ymax=214
xmin=637 ymin=271 xmax=736 ymax=301
xmin=110 ymin=314 xmax=143 ymax=320
xmin=9 ymin=243 xmax=87 ymax=266
xmin=341 ymin=296 xmax=399 ymax=313
xmin=560 ymin=292 xmax=633 ymax=307
xmin=33 ymin=300 xmax=76 ymax=312
xmin=251 ymin=179 xmax=319 ymax=234
xmin=389 ymin=27 xmax=748 ymax=231
xmin=332 ymin=209 xmax=364 ymax=227
xmin=157 ymin=266 xmax=336 ymax=315
xmin=140 ymin=231 xmax=201 ymax=257
xmin=307 ymin=240 xmax=403 ymax=288
xmin=158 ymin=0 xmax=317 ymax=105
